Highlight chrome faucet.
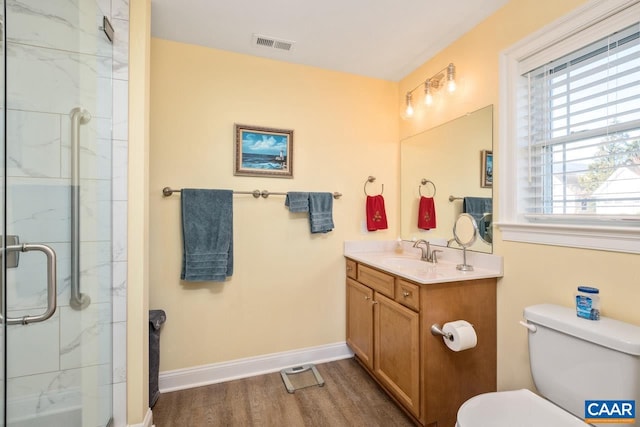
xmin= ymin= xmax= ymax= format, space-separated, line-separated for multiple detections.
xmin=413 ymin=239 xmax=435 ymax=263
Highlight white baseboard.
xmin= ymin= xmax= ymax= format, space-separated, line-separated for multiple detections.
xmin=127 ymin=407 xmax=153 ymax=427
xmin=159 ymin=341 xmax=354 ymax=393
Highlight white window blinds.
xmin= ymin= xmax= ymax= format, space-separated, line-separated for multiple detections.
xmin=521 ymin=21 xmax=640 ymax=222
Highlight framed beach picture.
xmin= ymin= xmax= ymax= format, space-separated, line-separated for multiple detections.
xmin=234 ymin=124 xmax=294 ymax=178
xmin=481 ymin=150 xmax=493 ymax=188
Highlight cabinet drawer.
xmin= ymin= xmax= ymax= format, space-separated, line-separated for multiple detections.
xmin=395 ymin=279 xmax=420 ymax=311
xmin=346 ymin=259 xmax=357 ymax=279
xmin=357 ymin=264 xmax=394 ymax=298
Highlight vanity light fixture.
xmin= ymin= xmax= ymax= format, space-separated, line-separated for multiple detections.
xmin=404 ymin=62 xmax=457 ymax=117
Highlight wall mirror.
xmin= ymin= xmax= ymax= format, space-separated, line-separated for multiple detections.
xmin=400 ymin=105 xmax=493 ymax=253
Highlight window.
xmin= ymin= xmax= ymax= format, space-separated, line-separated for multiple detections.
xmin=526 ymin=23 xmax=640 ymax=220
xmin=499 ymin=1 xmax=640 ymax=253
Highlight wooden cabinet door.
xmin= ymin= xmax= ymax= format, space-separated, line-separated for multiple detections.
xmin=346 ymin=278 xmax=374 ymax=369
xmin=374 ymin=292 xmax=420 ymax=419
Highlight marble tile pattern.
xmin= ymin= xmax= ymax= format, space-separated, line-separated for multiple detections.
xmin=4 ymin=0 xmax=129 ymax=425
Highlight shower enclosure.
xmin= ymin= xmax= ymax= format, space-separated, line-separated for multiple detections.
xmin=2 ymin=1 xmax=114 ymax=426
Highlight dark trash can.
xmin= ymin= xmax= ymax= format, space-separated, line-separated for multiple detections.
xmin=149 ymin=309 xmax=167 ymax=408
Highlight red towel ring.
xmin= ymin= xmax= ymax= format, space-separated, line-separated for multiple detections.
xmin=418 ymin=179 xmax=436 ymax=197
xmin=364 ymin=176 xmax=384 ymax=196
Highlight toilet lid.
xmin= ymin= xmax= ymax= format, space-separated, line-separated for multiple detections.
xmin=457 ymin=389 xmax=586 ymax=427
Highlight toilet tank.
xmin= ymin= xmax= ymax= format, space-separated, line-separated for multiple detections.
xmin=524 ymin=304 xmax=640 ymax=422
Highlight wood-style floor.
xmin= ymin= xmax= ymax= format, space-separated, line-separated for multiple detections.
xmin=152 ymin=357 xmax=416 ymax=427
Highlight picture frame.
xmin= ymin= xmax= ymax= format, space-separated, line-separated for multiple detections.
xmin=481 ymin=150 xmax=493 ymax=188
xmin=234 ymin=124 xmax=294 ymax=178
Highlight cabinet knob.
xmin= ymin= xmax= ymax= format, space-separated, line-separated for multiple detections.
xmin=346 ymin=265 xmax=353 ymax=271
xmin=364 ymin=296 xmax=370 ymax=301
xmin=402 ymin=291 xmax=411 ymax=297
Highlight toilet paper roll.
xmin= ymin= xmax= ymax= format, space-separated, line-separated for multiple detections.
xmin=442 ymin=320 xmax=477 ymax=352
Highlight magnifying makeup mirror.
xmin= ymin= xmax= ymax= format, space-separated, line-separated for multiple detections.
xmin=453 ymin=213 xmax=478 ymax=271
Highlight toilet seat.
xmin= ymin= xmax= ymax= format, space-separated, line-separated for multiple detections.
xmin=456 ymin=389 xmax=587 ymax=427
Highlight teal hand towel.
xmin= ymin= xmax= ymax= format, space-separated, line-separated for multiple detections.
xmin=463 ymin=197 xmax=492 ymax=241
xmin=308 ymin=192 xmax=334 ymax=233
xmin=285 ymin=192 xmax=310 ymax=212
xmin=181 ymin=189 xmax=233 ymax=282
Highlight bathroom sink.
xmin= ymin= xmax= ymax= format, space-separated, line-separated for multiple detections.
xmin=381 ymin=257 xmax=448 ymax=277
xmin=345 ymin=246 xmax=504 ymax=284
xmin=381 ymin=257 xmax=433 ymax=270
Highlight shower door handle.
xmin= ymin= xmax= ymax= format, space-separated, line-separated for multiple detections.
xmin=2 ymin=243 xmax=57 ymax=325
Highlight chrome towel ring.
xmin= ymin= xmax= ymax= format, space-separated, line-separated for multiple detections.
xmin=419 ymin=179 xmax=436 ymax=197
xmin=364 ymin=176 xmax=384 ymax=196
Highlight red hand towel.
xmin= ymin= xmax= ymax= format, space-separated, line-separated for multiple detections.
xmin=366 ymin=195 xmax=388 ymax=231
xmin=417 ymin=196 xmax=437 ymax=230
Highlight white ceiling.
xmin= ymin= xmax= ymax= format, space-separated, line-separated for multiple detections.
xmin=150 ymin=0 xmax=509 ymax=82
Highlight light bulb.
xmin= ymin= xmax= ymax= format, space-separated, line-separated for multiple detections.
xmin=424 ymin=80 xmax=433 ymax=106
xmin=447 ymin=63 xmax=456 ymax=93
xmin=405 ymin=92 xmax=414 ymax=117
xmin=425 ymin=93 xmax=433 ymax=105
xmin=406 ymin=103 xmax=414 ymax=117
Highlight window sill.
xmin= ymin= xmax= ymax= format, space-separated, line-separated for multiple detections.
xmin=495 ymin=222 xmax=640 ymax=254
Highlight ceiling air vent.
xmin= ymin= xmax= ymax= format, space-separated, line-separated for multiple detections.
xmin=252 ymin=34 xmax=295 ymax=52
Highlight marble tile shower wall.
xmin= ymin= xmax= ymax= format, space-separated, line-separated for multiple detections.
xmin=4 ymin=0 xmax=129 ymax=426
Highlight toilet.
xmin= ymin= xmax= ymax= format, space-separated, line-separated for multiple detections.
xmin=456 ymin=304 xmax=640 ymax=427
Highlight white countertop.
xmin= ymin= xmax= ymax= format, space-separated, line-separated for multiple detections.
xmin=344 ymin=240 xmax=503 ymax=285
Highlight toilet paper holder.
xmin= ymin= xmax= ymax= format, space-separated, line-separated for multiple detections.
xmin=431 ymin=323 xmax=454 ymax=341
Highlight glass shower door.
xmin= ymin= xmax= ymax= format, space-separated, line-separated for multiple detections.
xmin=3 ymin=1 xmax=113 ymax=426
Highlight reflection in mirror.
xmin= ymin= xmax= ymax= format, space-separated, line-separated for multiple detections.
xmin=400 ymin=105 xmax=493 ymax=253
xmin=479 ymin=213 xmax=492 ymax=244
xmin=453 ymin=213 xmax=478 ymax=271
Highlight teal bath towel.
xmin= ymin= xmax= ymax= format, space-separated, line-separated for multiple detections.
xmin=180 ymin=189 xmax=233 ymax=282
xmin=309 ymin=192 xmax=334 ymax=233
xmin=285 ymin=192 xmax=310 ymax=212
xmin=462 ymin=197 xmax=492 ymax=224
xmin=463 ymin=196 xmax=492 ymax=241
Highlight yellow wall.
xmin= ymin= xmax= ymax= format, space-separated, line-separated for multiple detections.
xmin=399 ymin=0 xmax=640 ymax=392
xmin=149 ymin=39 xmax=399 ymax=370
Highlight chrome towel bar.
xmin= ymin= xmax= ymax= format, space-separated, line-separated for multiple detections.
xmin=162 ymin=187 xmax=342 ymax=199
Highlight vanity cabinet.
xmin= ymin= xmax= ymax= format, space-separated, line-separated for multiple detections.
xmin=346 ymin=278 xmax=374 ymax=369
xmin=374 ymin=292 xmax=420 ymax=417
xmin=345 ymin=257 xmax=497 ymax=427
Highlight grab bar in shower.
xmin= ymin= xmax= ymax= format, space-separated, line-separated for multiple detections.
xmin=70 ymin=107 xmax=92 ymax=310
